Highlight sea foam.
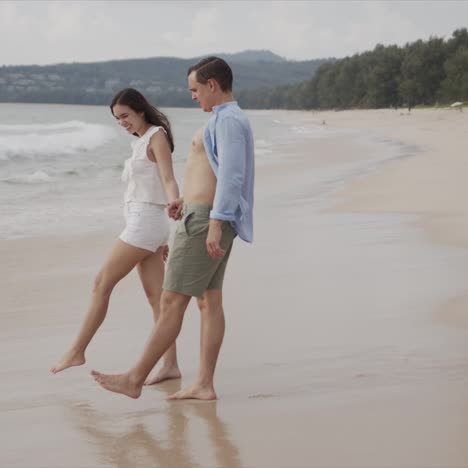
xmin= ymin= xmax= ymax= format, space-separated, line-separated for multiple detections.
xmin=2 ymin=170 xmax=55 ymax=184
xmin=0 ymin=120 xmax=116 ymax=160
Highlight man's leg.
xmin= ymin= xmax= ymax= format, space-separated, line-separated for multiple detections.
xmin=168 ymin=289 xmax=224 ymax=401
xmin=91 ymin=290 xmax=191 ymax=398
xmin=136 ymin=250 xmax=181 ymax=385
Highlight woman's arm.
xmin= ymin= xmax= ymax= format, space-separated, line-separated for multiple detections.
xmin=148 ymin=131 xmax=180 ymax=203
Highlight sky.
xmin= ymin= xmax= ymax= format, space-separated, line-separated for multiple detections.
xmin=0 ymin=0 xmax=467 ymax=66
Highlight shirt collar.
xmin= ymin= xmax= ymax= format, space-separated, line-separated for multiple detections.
xmin=212 ymin=101 xmax=238 ymax=113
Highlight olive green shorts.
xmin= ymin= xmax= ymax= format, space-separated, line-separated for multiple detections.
xmin=163 ymin=204 xmax=237 ymax=298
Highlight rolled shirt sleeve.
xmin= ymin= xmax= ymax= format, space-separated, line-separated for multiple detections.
xmin=210 ymin=116 xmax=247 ymax=222
xmin=202 ymin=101 xmax=255 ymax=243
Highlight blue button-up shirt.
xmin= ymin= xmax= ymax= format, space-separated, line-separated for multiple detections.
xmin=203 ymin=101 xmax=255 ymax=243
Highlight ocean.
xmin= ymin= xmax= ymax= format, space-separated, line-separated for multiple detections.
xmin=0 ymin=103 xmax=342 ymax=240
xmin=0 ymin=102 xmax=417 ymax=241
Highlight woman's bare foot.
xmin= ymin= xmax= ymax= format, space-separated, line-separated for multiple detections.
xmin=90 ymin=370 xmax=142 ymax=399
xmin=50 ymin=350 xmax=85 ymax=374
xmin=144 ymin=366 xmax=181 ymax=386
xmin=167 ymin=384 xmax=217 ymax=401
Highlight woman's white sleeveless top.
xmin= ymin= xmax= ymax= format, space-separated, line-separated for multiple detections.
xmin=122 ymin=126 xmax=168 ymax=205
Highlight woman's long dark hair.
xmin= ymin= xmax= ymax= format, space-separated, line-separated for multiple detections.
xmin=111 ymin=88 xmax=174 ymax=152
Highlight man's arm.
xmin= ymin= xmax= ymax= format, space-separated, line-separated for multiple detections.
xmin=206 ymin=116 xmax=247 ymax=258
xmin=210 ymin=116 xmax=247 ymax=221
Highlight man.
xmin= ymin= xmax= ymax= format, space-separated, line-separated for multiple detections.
xmin=91 ymin=56 xmax=255 ymax=400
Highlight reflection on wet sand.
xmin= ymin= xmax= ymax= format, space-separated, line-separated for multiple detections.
xmin=66 ymin=380 xmax=242 ymax=468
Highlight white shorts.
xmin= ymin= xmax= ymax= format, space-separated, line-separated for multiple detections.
xmin=120 ymin=202 xmax=169 ymax=253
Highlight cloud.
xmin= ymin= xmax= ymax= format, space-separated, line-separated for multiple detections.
xmin=0 ymin=0 xmax=467 ymax=66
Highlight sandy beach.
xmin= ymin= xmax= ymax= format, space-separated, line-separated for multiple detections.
xmin=2 ymin=107 xmax=468 ymax=467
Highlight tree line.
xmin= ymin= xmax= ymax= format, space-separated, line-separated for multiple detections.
xmin=237 ymin=28 xmax=468 ymax=110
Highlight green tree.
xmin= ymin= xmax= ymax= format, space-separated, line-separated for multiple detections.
xmin=440 ymin=46 xmax=468 ymax=101
xmin=364 ymin=45 xmax=404 ymax=107
xmin=400 ymin=37 xmax=447 ymax=107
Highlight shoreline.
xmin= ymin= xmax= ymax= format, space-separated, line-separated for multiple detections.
xmin=319 ymin=107 xmax=468 ymax=338
xmin=320 ymin=107 xmax=468 ymax=248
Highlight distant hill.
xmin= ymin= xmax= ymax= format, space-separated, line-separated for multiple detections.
xmin=218 ymin=50 xmax=286 ymax=63
xmin=0 ymin=50 xmax=331 ymax=107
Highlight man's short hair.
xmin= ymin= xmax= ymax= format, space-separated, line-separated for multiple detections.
xmin=187 ymin=56 xmax=233 ymax=92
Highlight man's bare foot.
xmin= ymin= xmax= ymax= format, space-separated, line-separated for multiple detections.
xmin=144 ymin=366 xmax=181 ymax=386
xmin=50 ymin=350 xmax=85 ymax=374
xmin=167 ymin=384 xmax=217 ymax=401
xmin=90 ymin=370 xmax=142 ymax=399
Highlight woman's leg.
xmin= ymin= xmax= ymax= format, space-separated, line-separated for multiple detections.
xmin=138 ymin=246 xmax=181 ymax=385
xmin=51 ymin=240 xmax=151 ymax=374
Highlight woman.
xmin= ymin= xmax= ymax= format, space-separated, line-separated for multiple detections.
xmin=51 ymin=88 xmax=181 ymax=384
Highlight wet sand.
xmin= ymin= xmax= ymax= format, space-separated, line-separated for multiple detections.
xmin=2 ymin=108 xmax=468 ymax=467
